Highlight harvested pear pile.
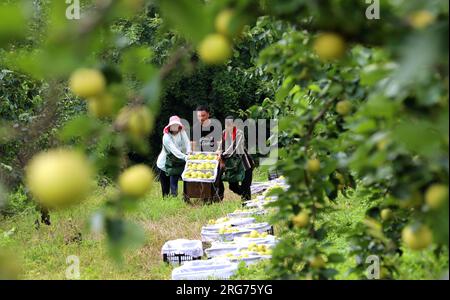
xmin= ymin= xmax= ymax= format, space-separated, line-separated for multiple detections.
xmin=162 ymin=178 xmax=289 ymax=280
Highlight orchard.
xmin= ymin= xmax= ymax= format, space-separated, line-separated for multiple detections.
xmin=0 ymin=0 xmax=448 ymax=281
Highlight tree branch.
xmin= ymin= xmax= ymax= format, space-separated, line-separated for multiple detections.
xmin=304 ymin=98 xmax=336 ymax=147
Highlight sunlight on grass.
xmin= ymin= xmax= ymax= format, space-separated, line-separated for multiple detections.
xmin=0 ymin=180 xmax=243 ymax=279
xmin=1 ymin=182 xmax=447 ymax=279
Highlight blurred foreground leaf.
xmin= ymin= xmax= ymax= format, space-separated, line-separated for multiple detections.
xmin=159 ymin=0 xmax=213 ymax=44
xmin=106 ymin=218 xmax=146 ymax=263
xmin=0 ymin=3 xmax=27 ymax=46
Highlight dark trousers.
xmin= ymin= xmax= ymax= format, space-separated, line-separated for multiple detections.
xmin=159 ymin=169 xmax=180 ymax=197
xmin=218 ymin=168 xmax=253 ymax=201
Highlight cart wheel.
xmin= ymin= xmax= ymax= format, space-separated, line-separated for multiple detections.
xmin=183 ymin=195 xmax=190 ymax=203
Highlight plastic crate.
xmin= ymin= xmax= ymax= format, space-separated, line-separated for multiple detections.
xmin=162 ymin=253 xmax=202 ymax=265
xmin=182 ymin=151 xmax=219 ymax=183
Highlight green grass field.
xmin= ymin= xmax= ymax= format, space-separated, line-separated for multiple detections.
xmin=0 ymin=182 xmax=244 ymax=279
xmin=1 ymin=171 xmax=447 ymax=280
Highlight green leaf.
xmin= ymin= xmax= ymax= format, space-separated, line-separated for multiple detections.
xmin=360 ymin=63 xmax=395 ymax=86
xmin=141 ymin=74 xmax=161 ymax=110
xmin=308 ymin=84 xmax=321 ymax=92
xmin=106 ymin=218 xmax=146 ymax=263
xmin=393 ymin=118 xmax=442 ymax=158
xmin=121 ymin=47 xmax=155 ymax=83
xmin=321 ymin=268 xmax=339 ymax=278
xmin=275 ymin=77 xmax=294 ymax=103
xmin=159 ymin=0 xmax=213 ymax=44
xmin=0 ymin=3 xmax=27 ymax=46
xmin=59 ymin=115 xmax=102 ymax=142
xmin=364 ymin=95 xmax=398 ymax=118
xmin=327 ymin=253 xmax=345 ymax=263
xmin=352 ymin=119 xmax=377 ymax=134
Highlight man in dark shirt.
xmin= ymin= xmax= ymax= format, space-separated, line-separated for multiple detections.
xmin=192 ymin=105 xmax=217 ymax=152
xmin=191 ymin=105 xmax=224 ymax=201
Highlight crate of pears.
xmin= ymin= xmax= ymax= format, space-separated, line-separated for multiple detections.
xmin=182 ymin=152 xmax=219 ymax=182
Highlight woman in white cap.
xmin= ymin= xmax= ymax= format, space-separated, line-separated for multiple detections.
xmin=156 ymin=116 xmax=191 ymax=197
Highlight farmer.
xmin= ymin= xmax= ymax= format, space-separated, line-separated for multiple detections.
xmin=156 ymin=116 xmax=191 ymax=197
xmin=190 ymin=104 xmax=224 ymax=202
xmin=192 ymin=105 xmax=218 ymax=152
xmin=218 ymin=117 xmax=255 ymax=201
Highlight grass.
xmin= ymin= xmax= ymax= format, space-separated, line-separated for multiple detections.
xmin=0 ymin=182 xmax=242 ymax=279
xmin=233 ymin=187 xmax=449 ymax=280
xmin=1 ymin=179 xmax=448 ymax=280
xmin=319 ymin=188 xmax=448 ymax=280
xmin=318 ymin=188 xmax=374 ymax=280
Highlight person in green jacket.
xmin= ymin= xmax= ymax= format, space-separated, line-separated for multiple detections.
xmin=156 ymin=116 xmax=191 ymax=197
xmin=218 ymin=117 xmax=255 ymax=201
